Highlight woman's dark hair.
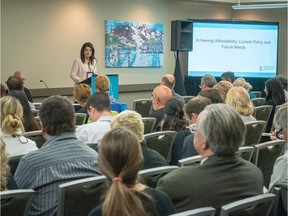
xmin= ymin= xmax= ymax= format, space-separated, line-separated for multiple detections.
xmin=198 ymin=89 xmax=223 ymax=103
xmin=161 ymin=98 xmax=186 ymax=132
xmin=265 ymin=77 xmax=285 ymax=106
xmin=7 ymin=90 xmax=39 ymax=132
xmin=99 ymin=127 xmax=155 ymax=216
xmin=80 ymin=42 xmax=95 ymax=65
xmin=276 ymin=75 xmax=288 ymax=90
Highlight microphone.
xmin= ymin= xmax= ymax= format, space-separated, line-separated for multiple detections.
xmin=40 ymin=80 xmax=52 ymax=96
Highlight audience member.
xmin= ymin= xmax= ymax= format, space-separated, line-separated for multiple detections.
xmin=157 ymin=103 xmax=263 ymax=212
xmin=14 ymin=70 xmax=33 ymax=102
xmin=73 ymin=83 xmax=92 ymax=113
xmin=276 ymin=75 xmax=288 ymax=101
xmin=221 ymin=71 xmax=236 ymax=83
xmin=95 ymin=74 xmax=117 ymax=103
xmin=6 ymin=76 xmax=39 ymax=131
xmin=199 ymin=74 xmax=217 ymax=91
xmin=198 ymin=88 xmax=223 ymax=103
xmin=233 ymin=77 xmax=256 ymax=99
xmin=76 ymin=92 xmax=113 ymax=143
xmin=88 ymin=128 xmax=175 ymax=216
xmin=161 ymin=74 xmax=185 ymax=103
xmin=15 ymin=96 xmax=100 ymax=216
xmin=0 ymin=96 xmax=38 ymax=157
xmin=1 ymin=138 xmax=18 ymax=191
xmin=181 ymin=96 xmax=212 ymax=159
xmin=213 ymin=80 xmax=233 ymax=102
xmin=269 ymin=102 xmax=288 ymax=192
xmin=225 ymin=87 xmax=257 ymax=124
xmin=111 ymin=110 xmax=168 ymax=169
xmin=264 ymin=77 xmax=286 ymax=132
xmin=161 ymin=98 xmax=186 ymax=132
xmin=1 ymin=83 xmax=7 ymax=98
xmin=150 ymin=85 xmax=172 ymax=131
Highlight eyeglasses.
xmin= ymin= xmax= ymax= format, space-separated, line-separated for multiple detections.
xmin=199 ymin=83 xmax=203 ymax=89
xmin=276 ymin=128 xmax=284 ymax=139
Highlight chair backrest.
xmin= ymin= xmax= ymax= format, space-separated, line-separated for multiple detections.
xmin=271 ymin=187 xmax=287 ymax=216
xmin=1 ymin=189 xmax=35 ymax=216
xmin=219 ymin=193 xmax=276 ymax=216
xmin=252 ymin=140 xmax=285 ymax=188
xmin=178 ymin=155 xmax=202 ymax=167
xmin=142 ymin=117 xmax=156 ymax=134
xmin=182 ymin=95 xmax=195 ymax=104
xmin=9 ymin=154 xmax=25 ymax=175
xmin=144 ymin=131 xmax=176 ymax=161
xmin=75 ymin=113 xmax=88 ymax=125
xmin=250 ymin=91 xmax=262 ymax=98
xmin=57 ymin=175 xmax=107 ymax=216
xmin=270 ymin=105 xmax=282 ymax=132
xmin=236 ymin=146 xmax=255 ymax=162
xmin=170 ymin=207 xmax=216 ymax=216
xmin=23 ymin=130 xmax=46 ymax=148
xmin=32 ymin=103 xmax=42 ymax=110
xmin=132 ymin=98 xmax=152 ymax=117
xmin=244 ymin=121 xmax=266 ymax=146
xmin=139 ymin=166 xmax=178 ymax=188
xmin=86 ymin=143 xmax=98 ymax=152
xmin=251 ymin=98 xmax=266 ymax=107
xmin=253 ymin=105 xmax=273 ymax=132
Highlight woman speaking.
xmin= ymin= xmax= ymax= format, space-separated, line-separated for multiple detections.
xmin=70 ymin=42 xmax=97 ymax=84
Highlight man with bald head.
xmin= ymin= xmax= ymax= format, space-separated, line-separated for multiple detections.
xmin=161 ymin=74 xmax=185 ymax=103
xmin=150 ymin=85 xmax=172 ymax=131
xmin=14 ymin=70 xmax=33 ymax=102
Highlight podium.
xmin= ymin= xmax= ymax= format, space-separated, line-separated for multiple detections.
xmin=79 ymin=74 xmax=119 ymax=100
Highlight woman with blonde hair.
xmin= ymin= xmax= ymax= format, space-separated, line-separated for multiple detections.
xmin=233 ymin=77 xmax=256 ymax=99
xmin=1 ymin=138 xmax=17 ymax=190
xmin=225 ymin=87 xmax=257 ymax=123
xmin=94 ymin=75 xmax=117 ymax=103
xmin=213 ymin=80 xmax=233 ymax=102
xmin=89 ymin=127 xmax=174 ymax=216
xmin=0 ymin=96 xmax=38 ymax=156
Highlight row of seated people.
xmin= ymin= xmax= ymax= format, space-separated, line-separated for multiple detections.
xmin=1 ymin=93 xmax=287 ymax=215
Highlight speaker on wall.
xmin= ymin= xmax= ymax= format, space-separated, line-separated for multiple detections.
xmin=171 ymin=20 xmax=193 ymax=52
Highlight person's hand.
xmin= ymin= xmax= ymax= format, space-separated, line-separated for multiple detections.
xmin=270 ymin=130 xmax=278 ymax=141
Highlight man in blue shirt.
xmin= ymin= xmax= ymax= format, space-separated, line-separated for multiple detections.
xmin=15 ymin=96 xmax=100 ymax=216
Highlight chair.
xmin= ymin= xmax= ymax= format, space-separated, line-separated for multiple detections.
xmin=235 ymin=146 xmax=255 ymax=162
xmin=270 ymin=105 xmax=282 ymax=132
xmin=219 ymin=193 xmax=276 ymax=216
xmin=9 ymin=154 xmax=25 ymax=175
xmin=133 ymin=98 xmax=152 ymax=117
xmin=86 ymin=143 xmax=98 ymax=152
xmin=182 ymin=95 xmax=195 ymax=104
xmin=178 ymin=155 xmax=202 ymax=167
xmin=142 ymin=117 xmax=156 ymax=134
xmin=244 ymin=121 xmax=266 ymax=146
xmin=57 ymin=175 xmax=107 ymax=216
xmin=170 ymin=207 xmax=216 ymax=216
xmin=251 ymin=98 xmax=266 ymax=107
xmin=144 ymin=131 xmax=176 ymax=162
xmin=32 ymin=102 xmax=42 ymax=110
xmin=1 ymin=189 xmax=35 ymax=216
xmin=253 ymin=105 xmax=273 ymax=132
xmin=139 ymin=166 xmax=178 ymax=188
xmin=270 ymin=187 xmax=287 ymax=216
xmin=252 ymin=140 xmax=285 ymax=188
xmin=251 ymin=91 xmax=262 ymax=98
xmin=23 ymin=130 xmax=46 ymax=148
xmin=75 ymin=113 xmax=87 ymax=125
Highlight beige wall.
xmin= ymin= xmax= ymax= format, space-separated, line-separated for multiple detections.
xmin=1 ymin=0 xmax=287 ymax=108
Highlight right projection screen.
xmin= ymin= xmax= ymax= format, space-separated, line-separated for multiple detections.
xmin=188 ymin=20 xmax=279 ymax=78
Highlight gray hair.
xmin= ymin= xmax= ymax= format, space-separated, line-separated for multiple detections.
xmin=197 ymin=103 xmax=246 ymax=156
xmin=273 ymin=102 xmax=288 ymax=130
xmin=201 ymin=75 xmax=217 ymax=88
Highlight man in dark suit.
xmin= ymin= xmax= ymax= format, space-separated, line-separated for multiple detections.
xmin=14 ymin=70 xmax=33 ymax=102
xmin=157 ymin=103 xmax=263 ymax=213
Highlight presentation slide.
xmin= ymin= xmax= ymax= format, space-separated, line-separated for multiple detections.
xmin=188 ymin=21 xmax=279 ymax=78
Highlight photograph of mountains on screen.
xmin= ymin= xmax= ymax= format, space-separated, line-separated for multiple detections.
xmin=105 ymin=20 xmax=164 ymax=68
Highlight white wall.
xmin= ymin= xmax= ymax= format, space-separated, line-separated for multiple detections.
xmin=1 ymin=0 xmax=286 ymax=91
